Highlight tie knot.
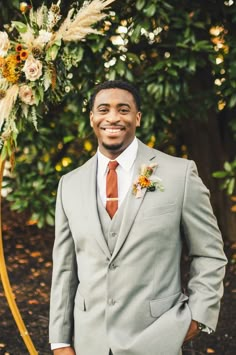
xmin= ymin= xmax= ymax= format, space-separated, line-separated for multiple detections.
xmin=108 ymin=160 xmax=119 ymax=170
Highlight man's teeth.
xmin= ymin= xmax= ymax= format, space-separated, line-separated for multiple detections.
xmin=104 ymin=128 xmax=121 ymax=132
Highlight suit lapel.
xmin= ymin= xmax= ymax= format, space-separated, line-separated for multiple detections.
xmin=84 ymin=155 xmax=112 ymax=259
xmin=111 ymin=140 xmax=157 ymax=260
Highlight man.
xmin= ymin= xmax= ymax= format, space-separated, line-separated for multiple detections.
xmin=49 ymin=80 xmax=227 ymax=355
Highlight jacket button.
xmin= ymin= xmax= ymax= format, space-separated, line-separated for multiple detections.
xmin=110 ymin=263 xmax=117 ymax=269
xmin=108 ymin=298 xmax=116 ymax=306
xmin=110 ymin=232 xmax=117 ymax=238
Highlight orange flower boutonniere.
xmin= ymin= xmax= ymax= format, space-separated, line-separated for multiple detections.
xmin=133 ymin=163 xmax=164 ymax=198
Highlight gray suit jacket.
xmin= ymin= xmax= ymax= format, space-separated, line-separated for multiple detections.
xmin=49 ymin=140 xmax=227 ymax=355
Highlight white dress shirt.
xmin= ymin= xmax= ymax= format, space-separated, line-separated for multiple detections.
xmin=97 ymin=137 xmax=138 ymax=208
xmin=51 ymin=138 xmax=138 ymax=350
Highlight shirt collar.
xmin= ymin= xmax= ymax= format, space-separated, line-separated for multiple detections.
xmin=97 ymin=137 xmax=138 ymax=175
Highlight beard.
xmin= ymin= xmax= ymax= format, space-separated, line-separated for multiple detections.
xmin=102 ymin=141 xmax=123 ymax=151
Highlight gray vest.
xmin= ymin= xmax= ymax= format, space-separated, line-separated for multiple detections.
xmin=97 ymin=193 xmax=127 ymax=254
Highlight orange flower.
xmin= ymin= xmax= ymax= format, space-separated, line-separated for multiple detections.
xmin=20 ymin=2 xmax=32 ymax=14
xmin=0 ymin=56 xmax=5 ymax=68
xmin=138 ymin=176 xmax=151 ymax=188
xmin=133 ymin=163 xmax=163 ymax=198
xmin=20 ymin=50 xmax=28 ymax=60
xmin=16 ymin=44 xmax=23 ymax=52
xmin=2 ymin=54 xmax=20 ymax=83
xmin=16 ymin=54 xmax=21 ymax=63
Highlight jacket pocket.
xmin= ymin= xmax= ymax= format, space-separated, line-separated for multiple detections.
xmin=150 ymin=292 xmax=188 ymax=318
xmin=142 ymin=203 xmax=176 ymax=218
xmin=74 ymin=290 xmax=86 ymax=311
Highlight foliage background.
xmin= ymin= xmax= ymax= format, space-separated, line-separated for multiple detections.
xmin=1 ymin=0 xmax=236 ymax=238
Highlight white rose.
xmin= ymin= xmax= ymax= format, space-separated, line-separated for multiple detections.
xmin=36 ymin=30 xmax=53 ymax=46
xmin=23 ymin=55 xmax=43 ymax=81
xmin=19 ymin=85 xmax=35 ymax=105
xmin=0 ymin=31 xmax=10 ymax=57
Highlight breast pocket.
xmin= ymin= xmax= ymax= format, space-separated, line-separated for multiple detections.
xmin=142 ymin=203 xmax=176 ymax=219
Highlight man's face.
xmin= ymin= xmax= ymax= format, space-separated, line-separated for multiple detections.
xmin=90 ymin=88 xmax=141 ymax=158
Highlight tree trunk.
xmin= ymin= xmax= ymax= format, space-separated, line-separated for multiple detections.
xmin=181 ymin=109 xmax=236 ymax=241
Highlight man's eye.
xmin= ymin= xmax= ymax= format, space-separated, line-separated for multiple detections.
xmin=120 ymin=108 xmax=129 ymax=113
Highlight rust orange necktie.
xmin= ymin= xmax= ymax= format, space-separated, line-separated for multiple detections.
xmin=106 ymin=161 xmax=119 ymax=218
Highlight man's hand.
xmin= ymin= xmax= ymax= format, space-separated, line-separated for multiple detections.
xmin=53 ymin=347 xmax=75 ymax=355
xmin=184 ymin=320 xmax=200 ymax=343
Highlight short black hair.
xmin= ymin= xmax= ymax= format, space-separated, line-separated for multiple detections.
xmin=89 ymin=80 xmax=141 ymax=111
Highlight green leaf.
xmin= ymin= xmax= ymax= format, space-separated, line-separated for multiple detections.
xmin=224 ymin=161 xmax=232 ymax=172
xmin=46 ymin=213 xmax=55 ymax=226
xmin=126 ymin=53 xmax=141 ymax=64
xmin=193 ymin=22 xmax=206 ymax=29
xmin=131 ymin=24 xmax=142 ymax=43
xmin=227 ymin=178 xmax=235 ymax=195
xmin=228 ymin=95 xmax=236 ymax=108
xmin=147 ymin=83 xmax=158 ymax=95
xmin=34 ymin=86 xmax=44 ymax=106
xmin=116 ymin=60 xmax=126 ymax=76
xmin=11 ymin=21 xmax=27 ymax=33
xmin=188 ymin=56 xmax=196 ymax=72
xmin=192 ymin=40 xmax=212 ymax=52
xmin=31 ymin=212 xmax=40 ymax=221
xmin=143 ymin=3 xmax=156 ymax=17
xmin=63 ymin=135 xmax=75 ymax=143
xmin=107 ymin=69 xmax=116 ymax=80
xmin=136 ymin=0 xmax=146 ymax=11
xmin=37 ymin=216 xmax=45 ymax=229
xmin=212 ymin=171 xmax=228 ymax=178
xmin=125 ymin=69 xmax=134 ymax=82
xmin=46 ymin=45 xmax=60 ymax=61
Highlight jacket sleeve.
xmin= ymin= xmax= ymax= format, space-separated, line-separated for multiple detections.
xmin=49 ymin=176 xmax=79 ymax=343
xmin=181 ymin=160 xmax=227 ymax=331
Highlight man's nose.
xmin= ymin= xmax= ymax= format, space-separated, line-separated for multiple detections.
xmin=106 ymin=110 xmax=120 ymax=123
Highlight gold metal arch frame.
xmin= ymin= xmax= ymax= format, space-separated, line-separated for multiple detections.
xmin=0 ymin=158 xmax=38 ymax=354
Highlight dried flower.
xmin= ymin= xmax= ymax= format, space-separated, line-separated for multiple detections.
xmin=0 ymin=85 xmax=19 ymax=130
xmin=50 ymin=4 xmax=60 ymax=14
xmin=31 ymin=47 xmax=42 ymax=58
xmin=47 ymin=4 xmax=62 ymax=31
xmin=36 ymin=30 xmax=53 ymax=46
xmin=0 ymin=89 xmax=6 ymax=100
xmin=0 ymin=32 xmax=10 ymax=57
xmin=1 ymin=128 xmax=11 ymax=140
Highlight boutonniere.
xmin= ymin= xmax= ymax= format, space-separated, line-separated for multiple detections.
xmin=133 ymin=163 xmax=164 ymax=198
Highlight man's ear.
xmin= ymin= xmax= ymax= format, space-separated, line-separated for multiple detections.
xmin=136 ymin=112 xmax=142 ymax=127
xmin=90 ymin=111 xmax=94 ymax=127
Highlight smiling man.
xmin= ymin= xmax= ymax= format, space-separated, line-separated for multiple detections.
xmin=89 ymin=86 xmax=141 ymax=158
xmin=49 ymin=80 xmax=227 ymax=355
